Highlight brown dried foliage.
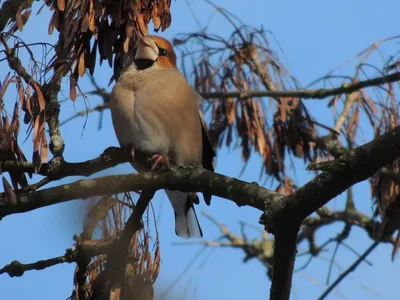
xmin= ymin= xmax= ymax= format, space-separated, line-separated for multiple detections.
xmin=370 ymin=84 xmax=400 ymax=260
xmin=70 ymin=193 xmax=160 ymax=300
xmin=0 ymin=74 xmax=28 ymax=189
xmin=175 ymin=25 xmax=400 ymax=210
xmin=0 ymin=71 xmax=47 ymax=189
xmin=0 ymin=55 xmax=48 ymax=173
xmin=44 ymin=0 xmax=173 ymax=99
xmin=174 ymin=29 xmax=331 ymax=182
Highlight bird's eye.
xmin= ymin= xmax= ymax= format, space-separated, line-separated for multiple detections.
xmin=158 ymin=48 xmax=169 ymax=57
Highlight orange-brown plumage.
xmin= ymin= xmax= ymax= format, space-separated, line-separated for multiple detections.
xmin=146 ymin=35 xmax=177 ymax=68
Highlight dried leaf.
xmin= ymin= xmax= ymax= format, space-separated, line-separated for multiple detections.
xmin=16 ymin=9 xmax=24 ymax=31
xmin=32 ymin=82 xmax=45 ymax=111
xmin=32 ymin=115 xmax=39 ymax=146
xmin=0 ymin=73 xmax=13 ymax=100
xmin=151 ymin=6 xmax=161 ymax=30
xmin=78 ymin=51 xmax=86 ymax=77
xmin=40 ymin=131 xmax=48 ymax=164
xmin=17 ymin=81 xmax=25 ymax=107
xmin=88 ymin=10 xmax=96 ymax=32
xmin=2 ymin=176 xmax=17 ymax=205
xmin=32 ymin=151 xmax=42 ymax=173
xmin=48 ymin=11 xmax=57 ymax=35
xmin=123 ymin=37 xmax=130 ymax=54
xmin=57 ymin=0 xmax=65 ymax=11
xmin=81 ymin=13 xmax=89 ymax=32
xmin=0 ymin=121 xmax=17 ymax=151
xmin=136 ymin=14 xmax=148 ymax=36
xmin=70 ymin=76 xmax=77 ymax=101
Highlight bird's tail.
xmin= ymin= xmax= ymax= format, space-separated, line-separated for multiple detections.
xmin=165 ymin=190 xmax=203 ymax=238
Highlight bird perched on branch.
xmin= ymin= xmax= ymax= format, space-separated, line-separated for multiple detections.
xmin=109 ymin=35 xmax=216 ymax=238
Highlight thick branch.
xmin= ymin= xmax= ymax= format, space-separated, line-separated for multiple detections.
xmin=269 ymin=227 xmax=299 ymax=300
xmin=264 ymin=124 xmax=400 ymax=232
xmin=0 ymin=166 xmax=282 ymax=219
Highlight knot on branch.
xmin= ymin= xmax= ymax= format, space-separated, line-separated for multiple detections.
xmin=1 ymin=260 xmax=25 ymax=277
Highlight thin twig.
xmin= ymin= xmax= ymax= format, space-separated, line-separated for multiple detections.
xmin=200 ymin=72 xmax=400 ymax=100
xmin=60 ymin=103 xmax=109 ymax=126
xmin=317 ymin=241 xmax=380 ymax=300
xmin=0 ymin=250 xmax=76 ymax=277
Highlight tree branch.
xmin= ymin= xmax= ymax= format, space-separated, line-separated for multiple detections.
xmin=0 ymin=166 xmax=282 ymax=219
xmin=1 ymin=147 xmax=131 ymax=179
xmin=44 ymin=79 xmax=64 ymax=158
xmin=0 ymin=250 xmax=76 ymax=277
xmin=269 ymin=226 xmax=299 ymax=300
xmin=0 ymin=0 xmax=32 ymax=32
xmin=301 ymin=208 xmax=394 ymax=244
xmin=263 ymin=124 xmax=400 ymax=232
xmin=200 ymin=72 xmax=400 ymax=100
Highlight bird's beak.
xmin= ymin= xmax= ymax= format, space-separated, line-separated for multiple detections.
xmin=134 ymin=36 xmax=159 ymax=62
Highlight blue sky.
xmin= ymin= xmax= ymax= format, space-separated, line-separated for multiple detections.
xmin=1 ymin=0 xmax=400 ymax=299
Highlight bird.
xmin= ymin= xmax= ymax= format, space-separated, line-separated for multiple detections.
xmin=109 ymin=35 xmax=216 ymax=238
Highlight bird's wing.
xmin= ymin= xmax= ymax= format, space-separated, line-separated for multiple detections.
xmin=198 ymin=108 xmax=216 ymax=206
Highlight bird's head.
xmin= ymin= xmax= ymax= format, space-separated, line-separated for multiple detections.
xmin=133 ymin=35 xmax=177 ymax=70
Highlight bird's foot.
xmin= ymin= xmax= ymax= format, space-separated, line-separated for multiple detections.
xmin=150 ymin=154 xmax=170 ymax=170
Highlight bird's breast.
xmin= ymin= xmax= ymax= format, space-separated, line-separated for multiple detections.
xmin=110 ymin=82 xmax=171 ymax=155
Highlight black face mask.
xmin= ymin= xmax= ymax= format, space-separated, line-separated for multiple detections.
xmin=134 ymin=59 xmax=155 ymax=70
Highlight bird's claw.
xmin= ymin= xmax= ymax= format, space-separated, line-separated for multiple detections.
xmin=151 ymin=154 xmax=170 ymax=170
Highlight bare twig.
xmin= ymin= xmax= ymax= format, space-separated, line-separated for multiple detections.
xmin=60 ymin=103 xmax=109 ymax=127
xmin=301 ymin=208 xmax=394 ymax=245
xmin=317 ymin=241 xmax=380 ymax=300
xmin=176 ymin=212 xmax=274 ymax=273
xmin=0 ymin=250 xmax=76 ymax=277
xmin=1 ymin=35 xmax=42 ymax=90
